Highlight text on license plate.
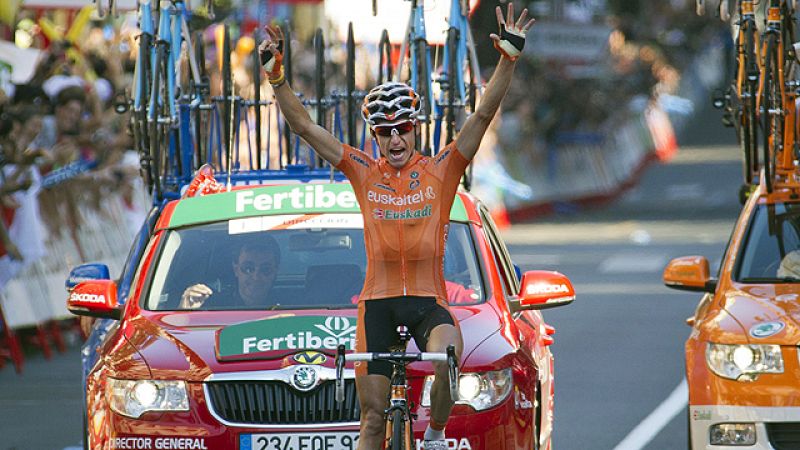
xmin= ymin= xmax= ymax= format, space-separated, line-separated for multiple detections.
xmin=240 ymin=432 xmax=359 ymax=450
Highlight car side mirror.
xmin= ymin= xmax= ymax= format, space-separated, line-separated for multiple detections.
xmin=663 ymin=256 xmax=717 ymax=293
xmin=510 ymin=270 xmax=575 ymax=312
xmin=65 ymin=263 xmax=111 ymax=291
xmin=67 ymin=280 xmax=121 ymax=320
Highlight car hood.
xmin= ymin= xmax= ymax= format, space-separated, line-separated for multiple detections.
xmin=127 ymin=303 xmax=501 ymax=381
xmin=720 ymin=283 xmax=800 ymax=344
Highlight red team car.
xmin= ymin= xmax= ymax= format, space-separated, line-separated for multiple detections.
xmin=67 ymin=180 xmax=574 ymax=450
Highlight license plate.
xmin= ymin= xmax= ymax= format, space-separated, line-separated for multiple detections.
xmin=240 ymin=432 xmax=360 ymax=450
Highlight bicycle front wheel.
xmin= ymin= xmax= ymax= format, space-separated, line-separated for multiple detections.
xmin=761 ymin=33 xmax=780 ymax=193
xmin=742 ymin=22 xmax=759 ymax=185
xmin=389 ymin=408 xmax=410 ymax=450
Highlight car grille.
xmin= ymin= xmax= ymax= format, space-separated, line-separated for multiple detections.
xmin=767 ymin=422 xmax=800 ymax=449
xmin=206 ymin=380 xmax=360 ymax=425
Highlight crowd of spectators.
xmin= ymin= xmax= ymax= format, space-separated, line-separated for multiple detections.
xmin=489 ymin=0 xmax=729 ymax=167
xmin=0 ymin=31 xmax=142 ymax=270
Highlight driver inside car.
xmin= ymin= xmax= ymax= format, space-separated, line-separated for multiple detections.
xmin=778 ymin=249 xmax=800 ymax=280
xmin=179 ymin=236 xmax=280 ymax=310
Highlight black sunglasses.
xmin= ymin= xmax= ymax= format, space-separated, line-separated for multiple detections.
xmin=373 ymin=120 xmax=415 ymax=137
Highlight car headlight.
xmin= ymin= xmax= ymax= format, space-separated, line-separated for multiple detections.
xmin=706 ymin=343 xmax=783 ymax=381
xmin=107 ymin=378 xmax=189 ymax=418
xmin=421 ymin=368 xmax=513 ymax=411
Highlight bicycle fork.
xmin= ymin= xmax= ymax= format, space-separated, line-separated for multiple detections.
xmin=385 ymin=387 xmax=414 ymax=450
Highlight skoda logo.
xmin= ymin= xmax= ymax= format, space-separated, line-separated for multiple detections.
xmin=291 ymin=366 xmax=318 ymax=391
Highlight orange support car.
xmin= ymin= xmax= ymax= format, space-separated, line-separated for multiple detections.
xmin=664 ymin=179 xmax=800 ymax=449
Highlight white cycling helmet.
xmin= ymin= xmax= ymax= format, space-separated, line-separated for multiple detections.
xmin=361 ymin=82 xmax=421 ymax=127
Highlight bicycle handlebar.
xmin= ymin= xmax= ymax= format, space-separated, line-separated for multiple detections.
xmin=344 ymin=352 xmax=449 ymax=362
xmin=334 ymin=344 xmax=458 ymax=403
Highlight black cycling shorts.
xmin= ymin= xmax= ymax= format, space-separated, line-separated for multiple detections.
xmin=355 ymin=296 xmax=456 ymax=378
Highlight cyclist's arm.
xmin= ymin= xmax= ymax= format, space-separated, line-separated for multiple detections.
xmin=455 ymin=57 xmax=515 ymax=161
xmin=272 ymin=82 xmax=344 ymax=166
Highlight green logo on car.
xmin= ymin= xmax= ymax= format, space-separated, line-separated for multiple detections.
xmin=217 ymin=315 xmax=356 ymax=360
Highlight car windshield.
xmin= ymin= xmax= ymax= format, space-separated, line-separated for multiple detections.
xmin=737 ymin=203 xmax=800 ymax=282
xmin=145 ymin=214 xmax=485 ymax=310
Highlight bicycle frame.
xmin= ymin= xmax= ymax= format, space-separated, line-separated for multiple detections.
xmin=134 ymin=0 xmax=210 ymax=199
xmin=775 ymin=1 xmax=799 ymax=175
xmin=758 ymin=0 xmax=798 ymax=192
xmin=432 ymin=0 xmax=481 ymax=153
xmin=396 ymin=0 xmax=435 ymax=155
xmin=734 ymin=0 xmax=761 ymax=184
xmin=132 ymin=0 xmax=155 ymax=190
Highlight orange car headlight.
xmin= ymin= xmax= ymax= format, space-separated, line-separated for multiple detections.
xmin=705 ymin=343 xmax=783 ymax=381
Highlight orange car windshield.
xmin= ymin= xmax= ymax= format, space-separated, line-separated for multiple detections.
xmin=737 ymin=203 xmax=800 ymax=283
xmin=144 ymin=216 xmax=485 ymax=311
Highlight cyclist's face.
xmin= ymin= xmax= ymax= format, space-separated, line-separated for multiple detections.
xmin=374 ymin=122 xmax=416 ymax=169
xmin=233 ymin=249 xmax=278 ymax=305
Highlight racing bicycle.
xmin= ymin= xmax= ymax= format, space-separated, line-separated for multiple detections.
xmin=759 ymin=0 xmax=799 ymax=193
xmin=395 ymin=0 xmax=436 ymax=155
xmin=707 ymin=0 xmax=761 ymax=186
xmin=434 ymin=0 xmax=481 ymax=153
xmin=335 ymin=327 xmax=459 ymax=450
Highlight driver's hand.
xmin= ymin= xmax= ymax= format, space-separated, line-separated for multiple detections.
xmin=179 ymin=284 xmax=214 ymax=309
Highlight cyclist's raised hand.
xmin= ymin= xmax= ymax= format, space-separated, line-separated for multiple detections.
xmin=490 ymin=3 xmax=535 ymax=61
xmin=258 ymin=25 xmax=284 ymax=82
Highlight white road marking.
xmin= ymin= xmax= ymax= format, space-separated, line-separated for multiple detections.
xmin=613 ymin=379 xmax=688 ymax=450
xmin=665 ymin=183 xmax=705 ymax=201
xmin=599 ymin=253 xmax=668 ymax=273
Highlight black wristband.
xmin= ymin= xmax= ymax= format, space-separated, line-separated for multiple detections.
xmin=500 ymin=28 xmax=525 ymax=53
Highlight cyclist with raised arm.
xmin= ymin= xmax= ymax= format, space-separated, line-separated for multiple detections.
xmin=259 ymin=5 xmax=535 ymax=449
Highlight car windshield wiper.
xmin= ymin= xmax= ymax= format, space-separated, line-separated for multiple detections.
xmin=739 ymin=277 xmax=800 ymax=283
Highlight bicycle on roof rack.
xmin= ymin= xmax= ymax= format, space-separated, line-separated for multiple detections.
xmin=128 ymin=0 xmax=208 ymax=201
xmin=706 ymin=0 xmax=761 ymax=185
xmin=127 ymin=7 xmax=486 ymax=200
xmin=335 ymin=326 xmax=459 ymax=450
xmin=702 ymin=0 xmax=800 ymax=194
xmin=758 ymin=0 xmax=800 ymax=193
xmin=386 ymin=0 xmax=480 ymax=187
xmin=434 ymin=0 xmax=481 ymax=154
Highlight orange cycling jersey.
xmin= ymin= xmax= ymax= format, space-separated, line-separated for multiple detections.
xmin=335 ymin=142 xmax=470 ymax=304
